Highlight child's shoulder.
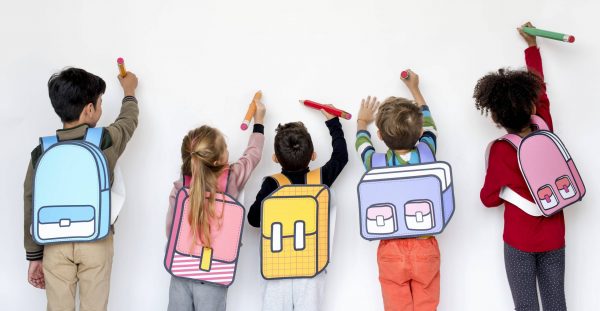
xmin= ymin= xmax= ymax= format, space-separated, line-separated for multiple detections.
xmin=488 ymin=139 xmax=518 ymax=158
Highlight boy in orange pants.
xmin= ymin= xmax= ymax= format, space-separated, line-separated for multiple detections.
xmin=355 ymin=70 xmax=440 ymax=311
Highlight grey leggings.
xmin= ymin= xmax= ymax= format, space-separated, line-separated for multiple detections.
xmin=167 ymin=276 xmax=227 ymax=311
xmin=504 ymin=243 xmax=566 ymax=311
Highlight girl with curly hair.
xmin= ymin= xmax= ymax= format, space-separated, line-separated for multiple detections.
xmin=475 ymin=22 xmax=567 ymax=311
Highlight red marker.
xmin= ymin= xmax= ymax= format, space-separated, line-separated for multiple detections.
xmin=300 ymin=100 xmax=352 ymax=120
xmin=117 ymin=57 xmax=127 ymax=77
xmin=400 ymin=70 xmax=409 ymax=79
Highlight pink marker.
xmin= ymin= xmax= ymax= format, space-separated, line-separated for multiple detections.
xmin=117 ymin=57 xmax=127 ymax=77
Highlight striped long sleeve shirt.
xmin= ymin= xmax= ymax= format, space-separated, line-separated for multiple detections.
xmin=355 ymin=105 xmax=437 ymax=170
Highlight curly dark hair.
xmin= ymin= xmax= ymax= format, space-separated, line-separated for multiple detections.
xmin=274 ymin=122 xmax=314 ymax=171
xmin=473 ymin=68 xmax=543 ymax=133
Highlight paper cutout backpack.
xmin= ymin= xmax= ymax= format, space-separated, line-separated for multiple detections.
xmin=357 ymin=142 xmax=455 ymax=240
xmin=492 ymin=115 xmax=585 ymax=217
xmin=164 ymin=170 xmax=245 ymax=287
xmin=260 ymin=169 xmax=330 ymax=280
xmin=32 ymin=127 xmax=111 ymax=245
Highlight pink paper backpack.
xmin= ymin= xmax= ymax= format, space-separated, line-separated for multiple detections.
xmin=497 ymin=115 xmax=585 ymax=216
xmin=164 ymin=169 xmax=245 ymax=287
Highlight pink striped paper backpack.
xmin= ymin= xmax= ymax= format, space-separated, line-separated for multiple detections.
xmin=498 ymin=115 xmax=585 ymax=216
xmin=164 ymin=170 xmax=245 ymax=287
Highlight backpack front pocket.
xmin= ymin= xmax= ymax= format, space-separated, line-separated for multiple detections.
xmin=537 ymin=185 xmax=558 ymax=210
xmin=366 ymin=204 xmax=397 ymax=235
xmin=555 ymin=176 xmax=576 ymax=199
xmin=404 ymin=200 xmax=435 ymax=231
xmin=37 ymin=205 xmax=96 ymax=240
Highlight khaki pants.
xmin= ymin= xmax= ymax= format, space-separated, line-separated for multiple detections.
xmin=43 ymin=233 xmax=114 ymax=311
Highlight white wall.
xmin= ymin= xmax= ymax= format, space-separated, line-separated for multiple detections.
xmin=1 ymin=0 xmax=599 ymax=309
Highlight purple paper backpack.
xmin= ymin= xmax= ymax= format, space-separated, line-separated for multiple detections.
xmin=357 ymin=142 xmax=455 ymax=240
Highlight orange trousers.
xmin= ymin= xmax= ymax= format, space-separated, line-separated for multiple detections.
xmin=377 ymin=237 xmax=440 ymax=311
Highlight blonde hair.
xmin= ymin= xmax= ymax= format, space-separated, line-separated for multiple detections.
xmin=375 ymin=97 xmax=423 ymax=150
xmin=181 ymin=126 xmax=227 ymax=248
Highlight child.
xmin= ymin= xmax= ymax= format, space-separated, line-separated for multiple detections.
xmin=24 ymin=67 xmax=139 ymax=310
xmin=475 ymin=22 xmax=566 ymax=310
xmin=247 ymin=107 xmax=348 ymax=311
xmin=355 ymin=70 xmax=440 ymax=311
xmin=165 ymin=100 xmax=266 ymax=311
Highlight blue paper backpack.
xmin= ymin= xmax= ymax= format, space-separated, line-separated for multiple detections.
xmin=32 ymin=127 xmax=111 ymax=244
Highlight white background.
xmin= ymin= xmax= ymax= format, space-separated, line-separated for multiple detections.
xmin=1 ymin=0 xmax=599 ymax=310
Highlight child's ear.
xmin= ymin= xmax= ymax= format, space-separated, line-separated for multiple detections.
xmin=311 ymin=152 xmax=317 ymax=161
xmin=421 ymin=128 xmax=424 ymax=136
xmin=377 ymin=130 xmax=382 ymax=140
xmin=272 ymin=154 xmax=279 ymax=163
xmin=531 ymin=103 xmax=537 ymax=115
xmin=80 ymin=103 xmax=95 ymax=122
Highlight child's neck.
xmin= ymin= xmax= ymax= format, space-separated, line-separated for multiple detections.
xmin=393 ymin=149 xmax=412 ymax=156
xmin=62 ymin=120 xmax=87 ymax=130
xmin=515 ymin=127 xmax=533 ymax=138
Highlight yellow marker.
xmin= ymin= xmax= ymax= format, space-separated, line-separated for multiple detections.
xmin=200 ymin=247 xmax=213 ymax=271
xmin=117 ymin=57 xmax=127 ymax=77
xmin=241 ymin=91 xmax=262 ymax=130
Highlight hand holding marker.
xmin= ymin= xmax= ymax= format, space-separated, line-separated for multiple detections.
xmin=117 ymin=57 xmax=127 ymax=77
xmin=400 ymin=70 xmax=410 ymax=80
xmin=300 ymin=99 xmax=352 ymax=120
xmin=522 ymin=26 xmax=575 ymax=43
xmin=241 ymin=91 xmax=262 ymax=130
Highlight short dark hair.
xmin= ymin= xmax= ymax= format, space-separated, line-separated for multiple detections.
xmin=48 ymin=68 xmax=106 ymax=123
xmin=473 ymin=68 xmax=542 ymax=133
xmin=376 ymin=97 xmax=423 ymax=150
xmin=274 ymin=122 xmax=314 ymax=171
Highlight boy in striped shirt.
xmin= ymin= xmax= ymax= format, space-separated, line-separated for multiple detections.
xmin=355 ymin=70 xmax=440 ymax=311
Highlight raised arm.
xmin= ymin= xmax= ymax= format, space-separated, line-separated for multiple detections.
xmin=518 ymin=21 xmax=552 ymax=131
xmin=401 ymin=69 xmax=426 ymax=107
xmin=319 ymin=105 xmax=348 ymax=187
xmin=104 ymin=72 xmax=139 ymax=165
xmin=229 ymin=100 xmax=266 ymax=192
xmin=356 ymin=96 xmax=380 ymax=170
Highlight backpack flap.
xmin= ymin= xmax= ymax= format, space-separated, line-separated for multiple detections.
xmin=262 ymin=193 xmax=318 ymax=253
xmin=175 ymin=192 xmax=244 ymax=264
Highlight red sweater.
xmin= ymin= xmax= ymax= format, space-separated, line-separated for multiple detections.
xmin=480 ymin=46 xmax=565 ymax=252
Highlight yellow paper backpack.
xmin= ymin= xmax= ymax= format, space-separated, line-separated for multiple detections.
xmin=260 ymin=168 xmax=330 ymax=279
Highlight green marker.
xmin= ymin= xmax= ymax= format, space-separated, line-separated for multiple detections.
xmin=522 ymin=27 xmax=575 ymax=43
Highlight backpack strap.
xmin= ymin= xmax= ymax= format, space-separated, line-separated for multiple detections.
xmin=498 ymin=134 xmax=522 ymax=149
xmin=271 ymin=173 xmax=292 ymax=187
xmin=416 ymin=142 xmax=435 ymax=163
xmin=183 ymin=167 xmax=230 ymax=192
xmin=217 ymin=167 xmax=230 ymax=193
xmin=530 ymin=115 xmax=549 ymax=131
xmin=306 ymin=168 xmax=322 ymax=185
xmin=371 ymin=153 xmax=387 ymax=168
xmin=271 ymin=168 xmax=322 ymax=186
xmin=84 ymin=127 xmax=103 ymax=147
xmin=40 ymin=135 xmax=59 ymax=152
xmin=500 ymin=187 xmax=544 ymax=217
